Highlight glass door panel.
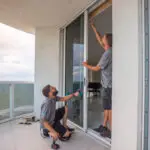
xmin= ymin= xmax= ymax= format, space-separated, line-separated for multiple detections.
xmin=65 ymin=14 xmax=84 ymax=127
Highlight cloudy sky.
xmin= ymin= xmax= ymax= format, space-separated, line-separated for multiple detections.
xmin=0 ymin=23 xmax=35 ymax=82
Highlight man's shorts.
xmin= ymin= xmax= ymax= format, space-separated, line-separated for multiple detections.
xmin=101 ymin=88 xmax=112 ymax=110
xmin=53 ymin=107 xmax=67 ymax=137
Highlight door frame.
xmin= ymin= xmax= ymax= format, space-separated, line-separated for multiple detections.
xmin=59 ymin=0 xmax=112 ymax=146
xmin=142 ymin=0 xmax=150 ymax=149
xmin=83 ymin=10 xmax=88 ymax=131
xmin=60 ymin=12 xmax=88 ymax=129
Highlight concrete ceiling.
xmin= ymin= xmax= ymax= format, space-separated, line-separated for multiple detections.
xmin=0 ymin=0 xmax=95 ymax=33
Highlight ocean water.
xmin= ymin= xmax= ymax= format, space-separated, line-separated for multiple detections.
xmin=0 ymin=84 xmax=34 ymax=111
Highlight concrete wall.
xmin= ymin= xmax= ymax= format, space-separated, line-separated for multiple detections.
xmin=34 ymin=27 xmax=60 ymax=118
xmin=88 ymin=6 xmax=112 ymax=82
xmin=112 ymin=0 xmax=141 ymax=150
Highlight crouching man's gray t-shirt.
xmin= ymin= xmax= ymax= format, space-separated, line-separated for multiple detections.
xmin=97 ymin=48 xmax=112 ymax=88
xmin=40 ymin=97 xmax=61 ymax=129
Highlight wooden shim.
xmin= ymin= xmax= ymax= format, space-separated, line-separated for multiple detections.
xmin=89 ymin=0 xmax=112 ymax=19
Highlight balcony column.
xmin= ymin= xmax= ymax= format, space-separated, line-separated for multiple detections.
xmin=34 ymin=27 xmax=60 ymax=118
xmin=112 ymin=0 xmax=143 ymax=149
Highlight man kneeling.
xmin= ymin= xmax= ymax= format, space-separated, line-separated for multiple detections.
xmin=40 ymin=85 xmax=79 ymax=144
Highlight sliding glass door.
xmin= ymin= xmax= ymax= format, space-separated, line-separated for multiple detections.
xmin=65 ymin=14 xmax=84 ymax=127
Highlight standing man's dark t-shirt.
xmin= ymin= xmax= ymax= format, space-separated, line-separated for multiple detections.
xmin=97 ymin=48 xmax=112 ymax=88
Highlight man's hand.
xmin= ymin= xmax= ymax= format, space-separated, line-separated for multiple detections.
xmin=89 ymin=19 xmax=94 ymax=25
xmin=90 ymin=20 xmax=93 ymax=26
xmin=82 ymin=61 xmax=100 ymax=72
xmin=82 ymin=61 xmax=88 ymax=67
xmin=43 ymin=121 xmax=59 ymax=140
xmin=90 ymin=20 xmax=96 ymax=29
xmin=50 ymin=131 xmax=59 ymax=140
xmin=73 ymin=91 xmax=80 ymax=97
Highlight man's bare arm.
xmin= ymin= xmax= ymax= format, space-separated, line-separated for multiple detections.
xmin=91 ymin=24 xmax=105 ymax=49
xmin=43 ymin=121 xmax=56 ymax=133
xmin=83 ymin=62 xmax=100 ymax=72
xmin=59 ymin=94 xmax=74 ymax=102
xmin=59 ymin=91 xmax=80 ymax=102
xmin=43 ymin=121 xmax=59 ymax=140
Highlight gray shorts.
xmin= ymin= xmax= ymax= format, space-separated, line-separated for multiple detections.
xmin=101 ymin=87 xmax=112 ymax=110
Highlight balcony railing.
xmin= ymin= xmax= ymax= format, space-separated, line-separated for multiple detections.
xmin=0 ymin=82 xmax=34 ymax=123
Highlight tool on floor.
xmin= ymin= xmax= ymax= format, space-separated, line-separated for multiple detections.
xmin=18 ymin=115 xmax=39 ymax=125
xmin=51 ymin=139 xmax=60 ymax=150
xmin=40 ymin=128 xmax=60 ymax=150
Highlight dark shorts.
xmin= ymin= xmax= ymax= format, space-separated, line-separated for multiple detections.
xmin=53 ymin=107 xmax=67 ymax=137
xmin=101 ymin=88 xmax=112 ymax=110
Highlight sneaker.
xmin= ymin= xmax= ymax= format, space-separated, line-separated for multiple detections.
xmin=100 ymin=127 xmax=110 ymax=138
xmin=94 ymin=125 xmax=104 ymax=133
xmin=59 ymin=136 xmax=70 ymax=141
xmin=108 ymin=132 xmax=111 ymax=139
xmin=68 ymin=127 xmax=75 ymax=132
xmin=40 ymin=128 xmax=49 ymax=138
xmin=99 ymin=125 xmax=105 ymax=133
xmin=66 ymin=126 xmax=75 ymax=132
xmin=59 ymin=132 xmax=72 ymax=141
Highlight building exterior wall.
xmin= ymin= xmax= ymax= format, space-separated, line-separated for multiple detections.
xmin=34 ymin=27 xmax=60 ymax=118
xmin=112 ymin=0 xmax=142 ymax=150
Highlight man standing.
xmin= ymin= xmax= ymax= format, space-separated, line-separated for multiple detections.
xmin=82 ymin=22 xmax=112 ymax=138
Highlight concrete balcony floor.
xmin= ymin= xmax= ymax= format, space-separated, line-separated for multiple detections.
xmin=0 ymin=120 xmax=110 ymax=150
